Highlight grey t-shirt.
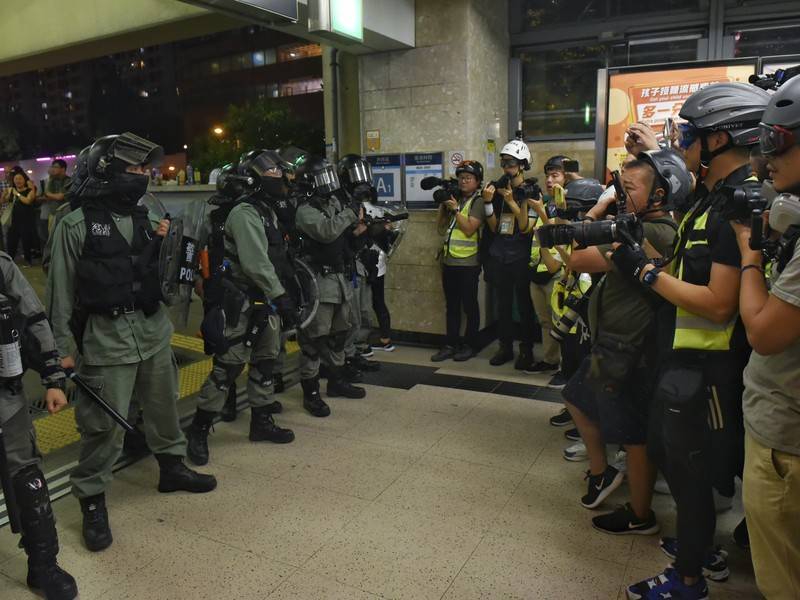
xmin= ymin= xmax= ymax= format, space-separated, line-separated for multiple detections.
xmin=443 ymin=193 xmax=485 ymax=267
xmin=742 ymin=237 xmax=800 ymax=456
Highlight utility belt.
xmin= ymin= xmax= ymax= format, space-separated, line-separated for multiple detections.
xmin=309 ymin=261 xmax=347 ymax=276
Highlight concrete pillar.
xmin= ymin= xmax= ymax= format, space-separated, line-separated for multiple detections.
xmin=358 ymin=0 xmax=509 ymax=339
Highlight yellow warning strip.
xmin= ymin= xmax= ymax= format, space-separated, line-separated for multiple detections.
xmin=33 ymin=334 xmax=297 ymax=455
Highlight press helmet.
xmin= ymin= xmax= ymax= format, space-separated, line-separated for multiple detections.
xmin=637 ymin=148 xmax=693 ymax=208
xmin=564 ymin=178 xmax=604 ymax=204
xmin=455 ymin=159 xmax=484 ymax=183
xmin=499 ymin=139 xmax=532 ymax=170
xmin=543 ymin=155 xmax=571 ymax=174
xmin=759 ymin=75 xmax=800 ymax=157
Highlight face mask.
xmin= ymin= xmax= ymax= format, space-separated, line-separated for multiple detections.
xmin=260 ymin=176 xmax=286 ymax=199
xmin=115 ymin=172 xmax=149 ymax=204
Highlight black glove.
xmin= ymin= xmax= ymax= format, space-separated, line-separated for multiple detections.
xmin=273 ymin=294 xmax=298 ymax=329
xmin=610 ymin=244 xmax=652 ymax=282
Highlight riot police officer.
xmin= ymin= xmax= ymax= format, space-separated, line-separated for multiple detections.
xmin=0 ymin=253 xmax=77 ymax=599
xmin=46 ymin=132 xmax=217 ymax=554
xmin=295 ymin=156 xmax=365 ymax=417
xmin=187 ymin=150 xmax=296 ymax=466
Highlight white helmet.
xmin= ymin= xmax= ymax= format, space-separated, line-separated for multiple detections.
xmin=499 ymin=139 xmax=532 ymax=170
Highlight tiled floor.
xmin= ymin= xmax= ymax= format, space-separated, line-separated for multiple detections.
xmin=0 ymin=346 xmax=762 ymax=599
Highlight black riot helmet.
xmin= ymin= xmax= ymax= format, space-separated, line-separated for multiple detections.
xmin=82 ymin=132 xmax=164 ymax=202
xmin=338 ymin=154 xmax=373 ymax=191
xmin=65 ymin=144 xmax=92 ymax=208
xmin=215 ymin=163 xmax=248 ymax=200
xmin=238 ymin=149 xmax=288 ymax=198
xmin=295 ymin=155 xmax=340 ymax=196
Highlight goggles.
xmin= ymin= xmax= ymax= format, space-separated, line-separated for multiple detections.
xmin=758 ymin=122 xmax=800 ymax=157
xmin=500 ymin=157 xmax=520 ymax=169
xmin=676 ymin=123 xmax=702 ymax=151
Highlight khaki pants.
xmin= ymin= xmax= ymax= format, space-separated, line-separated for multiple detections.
xmin=743 ymin=432 xmax=800 ymax=600
xmin=530 ymin=278 xmax=560 ymax=365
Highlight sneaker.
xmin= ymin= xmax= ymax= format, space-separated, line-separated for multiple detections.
xmin=626 ymin=567 xmax=708 ymax=600
xmin=431 ymin=346 xmax=455 ymax=362
xmin=733 ymin=518 xmax=749 ymax=550
xmin=659 ymin=537 xmax=730 ymax=582
xmin=564 ymin=427 xmax=581 ymax=441
xmin=654 ymin=475 xmax=671 ymax=495
xmin=525 ymin=361 xmax=558 ymax=373
xmin=549 ymin=408 xmax=573 ymax=427
xmin=592 ymin=502 xmax=659 ymax=536
xmin=453 ymin=345 xmax=475 ymax=362
xmin=359 ymin=346 xmax=374 ymax=358
xmin=563 ymin=441 xmax=588 ymax=462
xmin=489 ymin=345 xmax=514 ymax=366
xmin=581 ymin=465 xmax=624 ymax=509
xmin=372 ymin=341 xmax=395 ymax=352
xmin=548 ymin=371 xmax=568 ymax=388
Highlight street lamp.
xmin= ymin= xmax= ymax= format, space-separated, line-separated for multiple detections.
xmin=212 ymin=126 xmax=224 ymax=136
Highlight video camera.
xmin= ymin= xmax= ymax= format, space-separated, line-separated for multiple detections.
xmin=421 ymin=176 xmax=459 ymax=205
xmin=537 ymin=212 xmax=643 ymax=249
xmin=717 ymin=182 xmax=768 ymax=223
xmin=490 ymin=174 xmax=542 ymax=203
xmin=750 ymin=65 xmax=800 ymax=91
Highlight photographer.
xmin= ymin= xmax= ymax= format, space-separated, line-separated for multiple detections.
xmin=557 ymin=152 xmax=684 ymax=536
xmin=483 ymin=140 xmax=537 ymax=369
xmin=618 ymin=83 xmax=771 ymax=600
xmin=733 ymin=78 xmax=800 ymax=599
xmin=432 ymin=160 xmax=485 ymax=362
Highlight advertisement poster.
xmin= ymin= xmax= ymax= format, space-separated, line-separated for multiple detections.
xmin=365 ymin=154 xmax=402 ymax=204
xmin=404 ymin=152 xmax=444 ymax=206
xmin=605 ymin=63 xmax=756 ymax=175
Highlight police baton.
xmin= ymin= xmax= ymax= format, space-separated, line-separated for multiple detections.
xmin=66 ymin=371 xmax=136 ymax=433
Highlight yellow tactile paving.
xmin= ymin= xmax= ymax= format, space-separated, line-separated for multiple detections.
xmin=34 ymin=335 xmax=298 ymax=455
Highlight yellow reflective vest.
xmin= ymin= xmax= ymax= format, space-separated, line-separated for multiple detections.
xmin=530 ymin=216 xmax=561 ymax=276
xmin=551 ymin=271 xmax=592 ymax=334
xmin=444 ymin=195 xmax=480 ymax=259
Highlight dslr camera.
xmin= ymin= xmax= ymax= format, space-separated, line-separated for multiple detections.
xmin=421 ymin=176 xmax=459 ymax=204
xmin=537 ymin=213 xmax=644 ymax=249
xmin=550 ymin=293 xmax=586 ymax=343
xmin=491 ymin=174 xmax=542 ymax=203
xmin=717 ymin=182 xmax=768 ymax=222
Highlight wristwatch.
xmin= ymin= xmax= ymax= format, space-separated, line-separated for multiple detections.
xmin=641 ymin=267 xmax=661 ymax=288
xmin=46 ymin=378 xmax=67 ymax=391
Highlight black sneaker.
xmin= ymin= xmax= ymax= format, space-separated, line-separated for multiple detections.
xmin=564 ymin=427 xmax=581 ymax=441
xmin=581 ymin=465 xmax=624 ymax=509
xmin=592 ymin=502 xmax=660 ymax=536
xmin=431 ymin=346 xmax=455 ymax=362
xmin=489 ymin=345 xmax=514 ymax=366
xmin=659 ymin=537 xmax=730 ymax=582
xmin=548 ymin=371 xmax=568 ymax=388
xmin=549 ymin=408 xmax=573 ymax=427
xmin=525 ymin=361 xmax=558 ymax=373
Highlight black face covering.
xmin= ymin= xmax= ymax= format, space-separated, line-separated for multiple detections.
xmin=260 ymin=176 xmax=286 ymax=199
xmin=115 ymin=172 xmax=150 ymax=204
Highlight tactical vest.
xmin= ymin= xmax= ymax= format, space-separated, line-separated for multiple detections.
xmin=75 ymin=205 xmax=161 ymax=316
xmin=444 ymin=195 xmax=479 ymax=259
xmin=668 ymin=173 xmax=757 ymax=351
xmin=302 ymin=196 xmax=349 ymax=271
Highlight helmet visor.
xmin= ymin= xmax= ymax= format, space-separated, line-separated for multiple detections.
xmin=347 ymin=161 xmax=373 ymax=186
xmin=247 ymin=152 xmax=283 ymax=179
xmin=313 ymin=165 xmax=341 ymax=194
xmin=676 ymin=123 xmax=701 ymax=151
xmin=759 ymin=123 xmax=799 ymax=157
xmin=113 ymin=132 xmax=164 ymax=168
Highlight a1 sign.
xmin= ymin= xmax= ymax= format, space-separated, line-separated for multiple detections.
xmin=366 ymin=154 xmax=402 ymax=204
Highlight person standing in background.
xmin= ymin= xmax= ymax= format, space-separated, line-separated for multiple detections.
xmin=40 ymin=159 xmax=71 ymax=247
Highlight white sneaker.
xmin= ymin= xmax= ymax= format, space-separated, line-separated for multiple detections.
xmin=563 ymin=441 xmax=588 ymax=462
xmin=610 ymin=449 xmax=627 ymax=474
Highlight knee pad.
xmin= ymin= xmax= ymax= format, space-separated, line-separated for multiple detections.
xmin=210 ymin=360 xmax=244 ymax=391
xmin=249 ymin=359 xmax=276 ymax=387
xmin=12 ymin=464 xmax=53 ymax=521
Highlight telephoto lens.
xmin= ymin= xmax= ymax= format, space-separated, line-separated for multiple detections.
xmin=550 ymin=294 xmax=586 ymax=342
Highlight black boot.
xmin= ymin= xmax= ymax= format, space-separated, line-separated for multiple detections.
xmin=514 ymin=345 xmax=534 ymax=371
xmin=220 ymin=381 xmax=238 ymax=422
xmin=352 ymin=354 xmax=381 ymax=372
xmin=301 ymin=377 xmax=330 ymax=417
xmin=79 ymin=493 xmax=112 ymax=552
xmin=249 ymin=406 xmax=295 ymax=443
xmin=327 ymin=369 xmax=367 ymax=399
xmin=342 ymin=359 xmax=364 ymax=383
xmin=14 ymin=466 xmax=79 ymax=599
xmin=155 ymin=454 xmax=217 ymax=494
xmin=186 ymin=409 xmax=216 ymax=466
xmin=274 ymin=372 xmax=285 ymax=394
xmin=489 ymin=343 xmax=514 ymax=366
xmin=319 ymin=363 xmax=331 ymax=380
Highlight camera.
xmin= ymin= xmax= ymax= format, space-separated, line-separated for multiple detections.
xmin=490 ymin=174 xmax=542 ymax=203
xmin=537 ymin=213 xmax=644 ymax=249
xmin=551 ymin=293 xmax=587 ymax=343
xmin=421 ymin=176 xmax=459 ymax=204
xmin=717 ymin=182 xmax=767 ymax=222
xmin=749 ymin=65 xmax=800 ymax=91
